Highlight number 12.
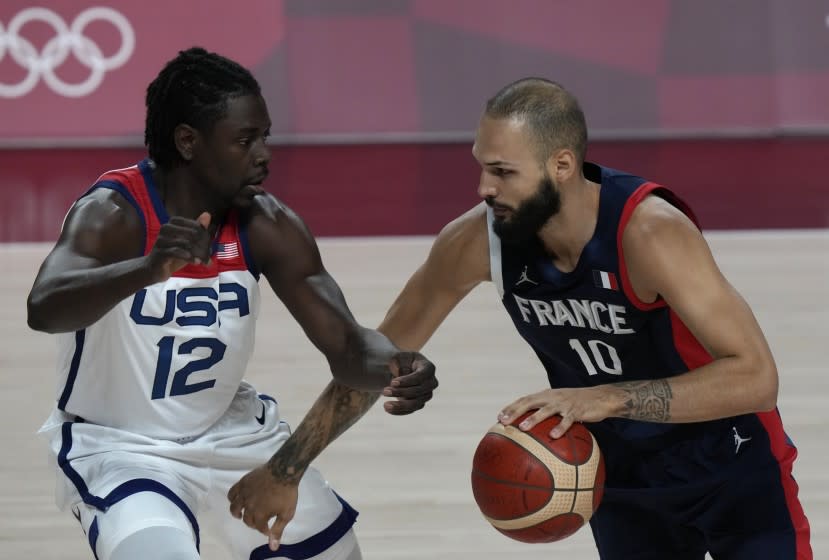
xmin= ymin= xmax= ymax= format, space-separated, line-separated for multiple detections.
xmin=151 ymin=336 xmax=226 ymax=399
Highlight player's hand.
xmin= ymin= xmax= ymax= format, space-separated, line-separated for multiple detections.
xmin=383 ymin=352 xmax=438 ymax=415
xmin=497 ymin=387 xmax=610 ymax=438
xmin=382 ymin=351 xmax=438 ymax=415
xmin=146 ymin=212 xmax=212 ymax=282
xmin=228 ymin=464 xmax=297 ymax=552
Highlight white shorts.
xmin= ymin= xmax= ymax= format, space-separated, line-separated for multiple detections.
xmin=40 ymin=382 xmax=358 ymax=559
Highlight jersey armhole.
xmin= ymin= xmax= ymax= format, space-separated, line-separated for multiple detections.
xmin=616 ymin=182 xmax=699 ymax=311
xmin=85 ymin=180 xmax=148 ymax=257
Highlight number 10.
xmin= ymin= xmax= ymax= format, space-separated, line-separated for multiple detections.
xmin=569 ymin=339 xmax=622 ymax=376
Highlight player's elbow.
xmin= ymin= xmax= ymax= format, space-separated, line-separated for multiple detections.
xmin=26 ymin=291 xmax=51 ymax=332
xmin=27 ymin=288 xmax=67 ymax=333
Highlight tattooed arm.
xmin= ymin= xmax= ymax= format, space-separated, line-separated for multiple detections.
xmin=267 ymin=381 xmax=379 ymax=483
xmin=497 ymin=380 xmax=676 ymax=440
xmin=227 ymin=381 xmax=379 ymax=551
xmin=610 ymin=195 xmax=777 ymax=422
xmin=614 ymin=379 xmax=673 ymax=422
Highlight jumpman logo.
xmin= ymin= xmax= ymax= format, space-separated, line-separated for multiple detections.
xmin=732 ymin=426 xmax=751 ymax=454
xmin=516 ymin=265 xmax=538 ymax=287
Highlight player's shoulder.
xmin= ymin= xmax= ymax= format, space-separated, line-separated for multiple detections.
xmin=622 ymin=193 xmax=703 ymax=253
xmin=68 ymin=185 xmax=143 ymax=235
xmin=238 ymin=192 xmax=322 ymax=273
xmin=240 ymin=192 xmax=308 ymax=239
xmin=435 ymin=202 xmax=489 ymax=248
xmin=54 ymin=184 xmax=145 ymax=262
xmin=244 ymin=191 xmax=290 ymax=221
xmin=426 ymin=203 xmax=490 ymax=280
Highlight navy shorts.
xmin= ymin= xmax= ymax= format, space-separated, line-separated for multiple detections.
xmin=586 ymin=414 xmax=811 ymax=559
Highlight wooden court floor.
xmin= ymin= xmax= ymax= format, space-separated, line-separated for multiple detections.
xmin=1 ymin=231 xmax=826 ymax=559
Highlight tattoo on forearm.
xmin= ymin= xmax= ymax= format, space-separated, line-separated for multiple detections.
xmin=617 ymin=380 xmax=673 ymax=422
xmin=268 ymin=382 xmax=379 ymax=482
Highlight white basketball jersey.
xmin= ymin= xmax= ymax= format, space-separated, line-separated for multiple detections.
xmin=51 ymin=160 xmax=261 ymax=440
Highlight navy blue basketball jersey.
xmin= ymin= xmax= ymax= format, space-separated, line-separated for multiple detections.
xmin=489 ymin=163 xmax=700 ymax=397
xmin=488 ymin=163 xmax=786 ymax=445
xmin=487 ymin=161 xmax=811 ymax=558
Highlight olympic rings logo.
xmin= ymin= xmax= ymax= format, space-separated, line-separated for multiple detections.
xmin=0 ymin=7 xmax=135 ymax=98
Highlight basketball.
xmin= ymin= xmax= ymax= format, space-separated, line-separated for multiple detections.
xmin=470 ymin=412 xmax=605 ymax=543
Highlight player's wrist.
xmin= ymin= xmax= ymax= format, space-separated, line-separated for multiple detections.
xmin=597 ymin=384 xmax=632 ymax=420
xmin=266 ymin=456 xmax=306 ymax=484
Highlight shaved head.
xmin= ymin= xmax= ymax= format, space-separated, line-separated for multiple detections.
xmin=484 ymin=78 xmax=587 ymax=166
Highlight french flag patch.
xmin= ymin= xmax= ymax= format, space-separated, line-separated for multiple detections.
xmin=215 ymin=241 xmax=240 ymax=260
xmin=593 ymin=270 xmax=619 ymax=291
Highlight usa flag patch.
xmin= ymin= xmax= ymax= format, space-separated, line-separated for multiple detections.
xmin=215 ymin=241 xmax=239 ymax=260
xmin=593 ymin=270 xmax=618 ymax=291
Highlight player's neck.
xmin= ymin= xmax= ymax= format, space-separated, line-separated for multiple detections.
xmin=537 ymin=178 xmax=601 ymax=272
xmin=154 ymin=166 xmax=228 ymax=226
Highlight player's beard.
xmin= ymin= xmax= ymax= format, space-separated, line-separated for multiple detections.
xmin=489 ymin=173 xmax=561 ymax=246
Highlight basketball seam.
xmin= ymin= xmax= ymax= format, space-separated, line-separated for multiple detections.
xmin=476 ymin=424 xmax=603 ymax=531
xmin=494 ymin=427 xmax=592 ymax=487
xmin=471 ymin=469 xmax=556 ymax=493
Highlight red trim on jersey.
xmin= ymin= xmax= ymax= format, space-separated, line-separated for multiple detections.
xmin=757 ymin=411 xmax=813 ymax=558
xmin=669 ymin=310 xmax=811 ymax=555
xmin=621 ymin=182 xmax=810 ymax=554
xmin=616 ymin=182 xmax=667 ymax=311
xmin=98 ymin=166 xmax=160 ymax=255
xmin=616 ymin=182 xmax=701 ymax=311
xmin=97 ymin=165 xmax=253 ymax=277
xmin=173 ymin=211 xmax=251 ymax=279
xmin=668 ymin=310 xmax=713 ymax=368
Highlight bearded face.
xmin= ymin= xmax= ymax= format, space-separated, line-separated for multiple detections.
xmin=487 ymin=172 xmax=561 ymax=245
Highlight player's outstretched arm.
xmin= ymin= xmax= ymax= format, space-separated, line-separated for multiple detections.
xmin=228 ymin=204 xmax=491 ymax=549
xmin=27 ymin=189 xmax=212 ymax=333
xmin=379 ymin=203 xmax=492 ymax=350
xmin=377 ymin=203 xmax=491 ymax=411
xmin=246 ymin=193 xmax=437 ymax=403
xmin=501 ymin=195 xmax=780 ymax=436
xmin=228 ymin=378 xmax=382 ymax=551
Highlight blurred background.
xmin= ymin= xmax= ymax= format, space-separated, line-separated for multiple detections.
xmin=1 ymin=0 xmax=828 ymax=242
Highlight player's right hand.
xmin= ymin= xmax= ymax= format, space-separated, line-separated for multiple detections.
xmin=228 ymin=464 xmax=298 ymax=552
xmin=146 ymin=212 xmax=212 ymax=282
xmin=383 ymin=351 xmax=439 ymax=415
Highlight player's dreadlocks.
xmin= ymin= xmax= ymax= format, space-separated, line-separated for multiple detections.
xmin=485 ymin=78 xmax=588 ymax=166
xmin=144 ymin=47 xmax=261 ymax=168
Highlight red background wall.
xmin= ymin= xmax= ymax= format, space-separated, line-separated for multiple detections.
xmin=2 ymin=137 xmax=827 ymax=243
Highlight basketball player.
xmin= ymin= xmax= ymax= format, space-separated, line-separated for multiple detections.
xmin=233 ymin=78 xmax=813 ymax=558
xmin=26 ymin=47 xmax=437 ymax=560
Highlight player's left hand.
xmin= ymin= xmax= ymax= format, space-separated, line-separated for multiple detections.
xmin=497 ymin=387 xmax=611 ymax=438
xmin=228 ymin=465 xmax=297 ymax=552
xmin=382 ymin=351 xmax=438 ymax=415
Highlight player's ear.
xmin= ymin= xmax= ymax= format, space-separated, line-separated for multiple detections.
xmin=174 ymin=124 xmax=198 ymax=162
xmin=547 ymin=149 xmax=577 ymax=183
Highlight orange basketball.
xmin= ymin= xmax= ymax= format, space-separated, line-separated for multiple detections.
xmin=470 ymin=412 xmax=605 ymax=543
